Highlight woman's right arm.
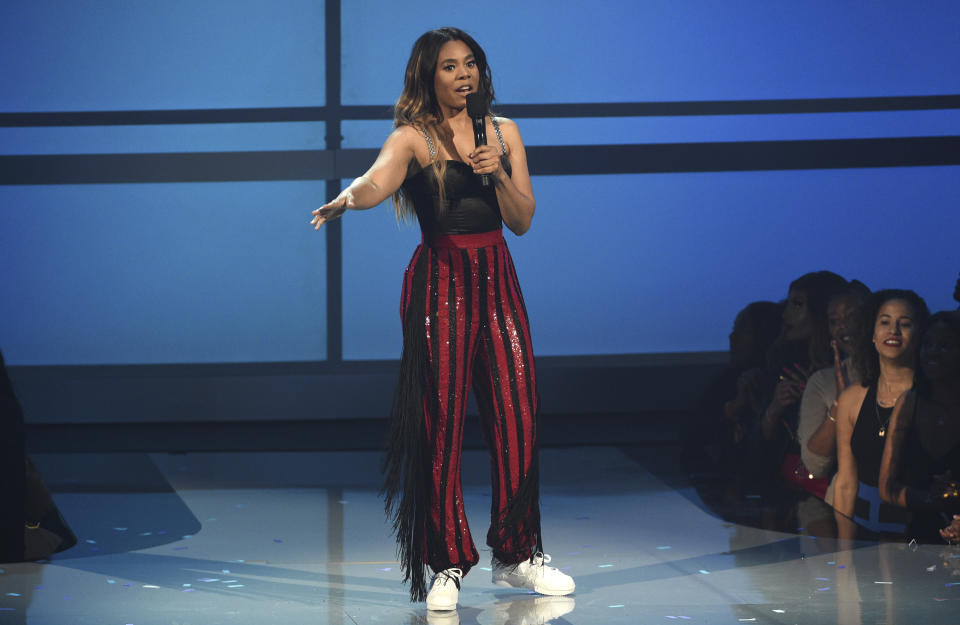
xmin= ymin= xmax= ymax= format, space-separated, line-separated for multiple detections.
xmin=833 ymin=386 xmax=862 ymax=537
xmin=310 ymin=126 xmax=420 ymax=229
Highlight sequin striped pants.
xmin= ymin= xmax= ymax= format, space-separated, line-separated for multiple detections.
xmin=399 ymin=229 xmax=541 ymax=577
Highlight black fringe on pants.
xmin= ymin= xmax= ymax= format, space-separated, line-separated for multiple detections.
xmin=381 ymin=249 xmax=431 ymax=602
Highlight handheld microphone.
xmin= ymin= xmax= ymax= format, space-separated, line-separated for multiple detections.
xmin=465 ymin=91 xmax=490 ymax=187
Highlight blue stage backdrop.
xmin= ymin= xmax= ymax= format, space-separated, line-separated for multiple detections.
xmin=1 ymin=0 xmax=959 ymax=367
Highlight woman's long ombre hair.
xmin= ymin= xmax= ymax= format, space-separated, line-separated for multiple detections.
xmin=392 ymin=28 xmax=496 ymax=222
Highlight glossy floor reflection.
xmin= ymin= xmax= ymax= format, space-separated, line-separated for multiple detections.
xmin=1 ymin=446 xmax=958 ymax=624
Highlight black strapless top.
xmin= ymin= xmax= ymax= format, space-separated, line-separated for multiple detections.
xmin=402 ymin=158 xmax=511 ymax=235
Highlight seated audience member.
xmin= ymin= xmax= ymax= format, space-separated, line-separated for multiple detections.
xmin=833 ymin=290 xmax=930 ymax=538
xmin=1 ymin=349 xmax=26 ymax=561
xmin=796 ymin=283 xmax=871 ymax=504
xmin=685 ymin=301 xmax=783 ymax=473
xmin=942 ymin=514 xmax=960 ymax=544
xmin=879 ymin=311 xmax=960 ymax=542
xmin=753 ymin=271 xmax=847 ymax=488
xmin=954 ymin=271 xmax=960 ymax=309
xmin=0 ymin=349 xmax=75 ymax=561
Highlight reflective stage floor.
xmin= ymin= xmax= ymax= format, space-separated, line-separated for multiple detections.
xmin=1 ymin=446 xmax=959 ymax=624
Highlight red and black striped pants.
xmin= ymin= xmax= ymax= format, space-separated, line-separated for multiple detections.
xmin=394 ymin=229 xmax=541 ymax=580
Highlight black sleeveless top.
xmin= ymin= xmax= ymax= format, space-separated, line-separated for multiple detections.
xmin=851 ymin=383 xmax=910 ymax=532
xmin=851 ymin=384 xmax=893 ymax=488
xmin=401 ymin=121 xmax=512 ymax=235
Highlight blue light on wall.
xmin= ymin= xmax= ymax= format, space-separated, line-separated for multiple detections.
xmin=2 ymin=1 xmax=958 ymax=366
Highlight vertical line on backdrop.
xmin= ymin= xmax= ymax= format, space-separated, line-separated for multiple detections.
xmin=324 ymin=0 xmax=343 ymax=363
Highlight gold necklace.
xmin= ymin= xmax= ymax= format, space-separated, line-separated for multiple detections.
xmin=875 ymin=397 xmax=892 ymax=438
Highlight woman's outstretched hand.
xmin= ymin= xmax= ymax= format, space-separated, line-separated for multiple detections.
xmin=310 ymin=192 xmax=353 ymax=230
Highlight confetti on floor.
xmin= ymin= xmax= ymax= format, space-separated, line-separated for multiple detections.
xmin=698 ymin=570 xmax=710 ymax=574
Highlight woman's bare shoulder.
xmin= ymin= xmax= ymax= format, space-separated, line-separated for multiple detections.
xmin=837 ymin=384 xmax=869 ymax=418
xmin=491 ymin=116 xmax=520 ymax=135
xmin=384 ymin=124 xmax=431 ymax=164
xmin=389 ymin=123 xmax=427 ymax=144
xmin=839 ymin=384 xmax=868 ymax=402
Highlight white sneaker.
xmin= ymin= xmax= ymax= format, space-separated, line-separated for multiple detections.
xmin=493 ymin=595 xmax=576 ymax=625
xmin=425 ymin=608 xmax=460 ymax=625
xmin=492 ymin=553 xmax=575 ymax=596
xmin=426 ymin=567 xmax=462 ymax=611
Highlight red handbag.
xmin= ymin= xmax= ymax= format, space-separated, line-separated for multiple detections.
xmin=780 ymin=452 xmax=829 ymax=500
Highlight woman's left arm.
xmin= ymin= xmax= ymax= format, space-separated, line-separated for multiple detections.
xmin=468 ymin=117 xmax=535 ymax=236
xmin=878 ymin=391 xmax=915 ymax=507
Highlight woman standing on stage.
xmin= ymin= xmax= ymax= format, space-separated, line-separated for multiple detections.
xmin=310 ymin=27 xmax=574 ymax=610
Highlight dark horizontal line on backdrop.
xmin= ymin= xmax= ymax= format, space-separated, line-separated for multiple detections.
xmin=1 ymin=94 xmax=959 ymax=127
xmin=2 ymin=136 xmax=958 ymax=185
xmin=6 ymin=352 xmax=726 ymax=380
